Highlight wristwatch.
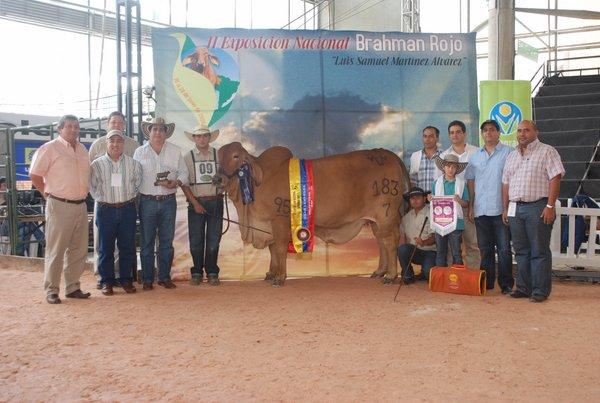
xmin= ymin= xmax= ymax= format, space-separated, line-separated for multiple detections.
xmin=546 ymin=204 xmax=554 ymax=209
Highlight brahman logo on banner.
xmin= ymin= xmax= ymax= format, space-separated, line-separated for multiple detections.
xmin=489 ymin=101 xmax=522 ymax=136
xmin=151 ymin=28 xmax=478 ymax=279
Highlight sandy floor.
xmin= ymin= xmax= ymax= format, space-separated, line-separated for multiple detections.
xmin=0 ymin=268 xmax=599 ymax=402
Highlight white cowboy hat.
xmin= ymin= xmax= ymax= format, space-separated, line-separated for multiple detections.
xmin=434 ymin=154 xmax=468 ymax=175
xmin=141 ymin=117 xmax=175 ymax=139
xmin=184 ymin=125 xmax=220 ymax=143
xmin=106 ymin=129 xmax=125 ymax=140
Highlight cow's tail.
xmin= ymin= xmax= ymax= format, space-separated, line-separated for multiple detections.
xmin=391 ymin=151 xmax=412 ymax=215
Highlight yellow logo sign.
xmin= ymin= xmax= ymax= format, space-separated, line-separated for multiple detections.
xmin=24 ymin=147 xmax=38 ymax=164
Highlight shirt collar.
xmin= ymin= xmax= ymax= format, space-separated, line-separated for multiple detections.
xmin=56 ymin=135 xmax=79 ymax=149
xmin=519 ymin=138 xmax=541 ymax=154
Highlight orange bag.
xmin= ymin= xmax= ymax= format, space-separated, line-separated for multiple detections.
xmin=428 ymin=264 xmax=486 ymax=296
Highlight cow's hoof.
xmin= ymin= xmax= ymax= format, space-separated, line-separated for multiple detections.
xmin=271 ymin=279 xmax=284 ymax=287
xmin=264 ymin=273 xmax=275 ymax=282
xmin=381 ymin=277 xmax=395 ymax=285
xmin=370 ymin=270 xmax=385 ymax=278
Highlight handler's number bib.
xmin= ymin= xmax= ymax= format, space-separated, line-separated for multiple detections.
xmin=194 ymin=161 xmax=217 ymax=184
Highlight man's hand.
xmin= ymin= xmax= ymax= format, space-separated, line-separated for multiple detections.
xmin=468 ymin=208 xmax=475 ymax=223
xmin=414 ymin=237 xmax=424 ymax=247
xmin=193 ymin=201 xmax=206 ymax=215
xmin=541 ymin=206 xmax=556 ymax=225
xmin=162 ymin=179 xmax=179 ymax=189
xmin=502 ymin=209 xmax=509 ymax=225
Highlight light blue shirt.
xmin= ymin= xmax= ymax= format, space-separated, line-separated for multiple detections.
xmin=465 ymin=143 xmax=513 ymax=217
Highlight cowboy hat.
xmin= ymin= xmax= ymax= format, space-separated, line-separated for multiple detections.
xmin=106 ymin=129 xmax=125 ymax=140
xmin=184 ymin=125 xmax=220 ymax=143
xmin=434 ymin=154 xmax=468 ymax=175
xmin=141 ymin=117 xmax=175 ymax=139
xmin=403 ymin=186 xmax=431 ymax=202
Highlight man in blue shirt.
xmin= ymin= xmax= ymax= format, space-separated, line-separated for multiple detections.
xmin=465 ymin=120 xmax=514 ymax=294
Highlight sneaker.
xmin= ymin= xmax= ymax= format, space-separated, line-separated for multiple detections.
xmin=207 ymin=274 xmax=220 ymax=286
xmin=190 ymin=275 xmax=202 ymax=286
xmin=96 ymin=279 xmax=103 ymax=290
xmin=402 ymin=277 xmax=415 ymax=285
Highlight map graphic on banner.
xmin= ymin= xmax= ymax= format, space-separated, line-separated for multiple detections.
xmin=151 ymin=28 xmax=479 ymax=280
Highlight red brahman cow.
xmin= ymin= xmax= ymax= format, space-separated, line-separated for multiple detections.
xmin=215 ymin=142 xmax=410 ymax=286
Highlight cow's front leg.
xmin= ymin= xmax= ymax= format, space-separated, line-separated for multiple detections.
xmin=270 ymin=220 xmax=290 ymax=287
xmin=265 ymin=243 xmax=277 ymax=282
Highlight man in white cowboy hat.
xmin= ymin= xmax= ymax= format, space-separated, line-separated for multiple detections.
xmin=181 ymin=125 xmax=224 ymax=286
xmin=427 ymin=153 xmax=470 ymax=268
xmin=133 ymin=117 xmax=189 ymax=290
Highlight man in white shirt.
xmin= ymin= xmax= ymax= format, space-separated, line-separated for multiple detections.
xmin=440 ymin=120 xmax=480 ymax=269
xmin=133 ymin=117 xmax=189 ymax=290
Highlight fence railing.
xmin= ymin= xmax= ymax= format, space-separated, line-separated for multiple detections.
xmin=550 ymin=205 xmax=600 ymax=269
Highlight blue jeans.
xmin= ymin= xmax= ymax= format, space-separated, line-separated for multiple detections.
xmin=475 ymin=215 xmax=514 ymax=290
xmin=96 ymin=202 xmax=137 ymax=284
xmin=435 ymin=230 xmax=463 ymax=267
xmin=188 ymin=197 xmax=224 ymax=277
xmin=397 ymin=244 xmax=437 ymax=280
xmin=139 ymin=196 xmax=177 ymax=284
xmin=508 ymin=199 xmax=553 ymax=298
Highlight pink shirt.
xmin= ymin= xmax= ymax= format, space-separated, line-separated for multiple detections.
xmin=502 ymin=139 xmax=565 ymax=202
xmin=29 ymin=136 xmax=90 ymax=200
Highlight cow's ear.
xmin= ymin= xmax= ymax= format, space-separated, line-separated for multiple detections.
xmin=247 ymin=156 xmax=263 ymax=187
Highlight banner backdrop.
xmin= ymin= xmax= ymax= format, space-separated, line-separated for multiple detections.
xmin=479 ymin=80 xmax=532 ymax=147
xmin=152 ymin=28 xmax=479 ymax=280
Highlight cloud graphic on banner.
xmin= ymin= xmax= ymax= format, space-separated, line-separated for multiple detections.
xmin=242 ymin=91 xmax=403 ymax=157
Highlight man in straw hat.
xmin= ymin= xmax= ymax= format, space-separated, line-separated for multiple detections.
xmin=181 ymin=125 xmax=224 ymax=286
xmin=427 ymin=153 xmax=470 ymax=268
xmin=133 ymin=117 xmax=189 ymax=290
xmin=397 ymin=186 xmax=436 ymax=284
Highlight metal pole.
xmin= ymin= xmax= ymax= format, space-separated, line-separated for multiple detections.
xmin=87 ymin=0 xmax=93 ymax=118
xmin=116 ymin=0 xmax=122 ymax=112
xmin=459 ymin=0 xmax=462 ymax=33
xmin=554 ymin=0 xmax=558 ymax=72
xmin=467 ymin=0 xmax=470 ymax=32
xmin=136 ymin=1 xmax=143 ymax=144
xmin=6 ymin=128 xmax=18 ymax=255
xmin=125 ymin=0 xmax=134 ymax=139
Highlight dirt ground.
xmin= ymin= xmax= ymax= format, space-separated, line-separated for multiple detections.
xmin=0 ymin=268 xmax=599 ymax=402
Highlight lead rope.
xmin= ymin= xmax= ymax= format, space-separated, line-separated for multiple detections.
xmin=222 ymin=192 xmax=230 ymax=235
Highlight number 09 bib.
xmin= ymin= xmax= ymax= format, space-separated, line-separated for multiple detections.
xmin=194 ymin=161 xmax=217 ymax=184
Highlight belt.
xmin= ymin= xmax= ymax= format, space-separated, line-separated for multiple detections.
xmin=516 ymin=198 xmax=547 ymax=205
xmin=140 ymin=193 xmax=175 ymax=201
xmin=196 ymin=195 xmax=223 ymax=201
xmin=49 ymin=194 xmax=87 ymax=204
xmin=97 ymin=198 xmax=136 ymax=208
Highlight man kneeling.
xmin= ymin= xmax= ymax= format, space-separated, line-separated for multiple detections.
xmin=398 ymin=187 xmax=437 ymax=284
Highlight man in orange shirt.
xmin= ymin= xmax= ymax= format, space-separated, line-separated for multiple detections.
xmin=30 ymin=115 xmax=91 ymax=304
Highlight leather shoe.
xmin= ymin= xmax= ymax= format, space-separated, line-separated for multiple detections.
xmin=101 ymin=284 xmax=114 ymax=296
xmin=65 ymin=289 xmax=91 ymax=299
xmin=510 ymin=290 xmax=530 ymax=299
xmin=402 ymin=277 xmax=415 ymax=285
xmin=158 ymin=280 xmax=177 ymax=289
xmin=530 ymin=294 xmax=547 ymax=303
xmin=142 ymin=283 xmax=153 ymax=291
xmin=46 ymin=294 xmax=61 ymax=304
xmin=121 ymin=282 xmax=137 ymax=294
xmin=207 ymin=274 xmax=220 ymax=286
xmin=501 ymin=287 xmax=513 ymax=295
xmin=96 ymin=279 xmax=103 ymax=290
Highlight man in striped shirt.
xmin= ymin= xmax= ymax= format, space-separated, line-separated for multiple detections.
xmin=90 ymin=130 xmax=142 ymax=295
xmin=409 ymin=126 xmax=442 ymax=191
xmin=502 ymin=120 xmax=565 ymax=303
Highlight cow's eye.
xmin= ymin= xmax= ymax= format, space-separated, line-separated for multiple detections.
xmin=233 ymin=154 xmax=239 ymax=159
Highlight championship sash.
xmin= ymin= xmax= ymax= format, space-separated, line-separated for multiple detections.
xmin=288 ymin=158 xmax=315 ymax=253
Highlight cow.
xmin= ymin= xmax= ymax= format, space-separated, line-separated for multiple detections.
xmin=183 ymin=47 xmax=222 ymax=88
xmin=215 ymin=142 xmax=410 ymax=286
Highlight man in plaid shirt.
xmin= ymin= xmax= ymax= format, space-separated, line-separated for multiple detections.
xmin=502 ymin=120 xmax=565 ymax=303
xmin=409 ymin=126 xmax=442 ymax=190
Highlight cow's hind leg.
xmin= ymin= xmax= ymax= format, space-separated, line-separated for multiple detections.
xmin=370 ymin=237 xmax=388 ymax=278
xmin=371 ymin=222 xmax=400 ymax=285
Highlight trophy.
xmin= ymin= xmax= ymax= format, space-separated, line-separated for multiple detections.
xmin=154 ymin=171 xmax=171 ymax=186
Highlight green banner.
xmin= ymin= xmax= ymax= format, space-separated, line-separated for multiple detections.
xmin=479 ymin=80 xmax=532 ymax=147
